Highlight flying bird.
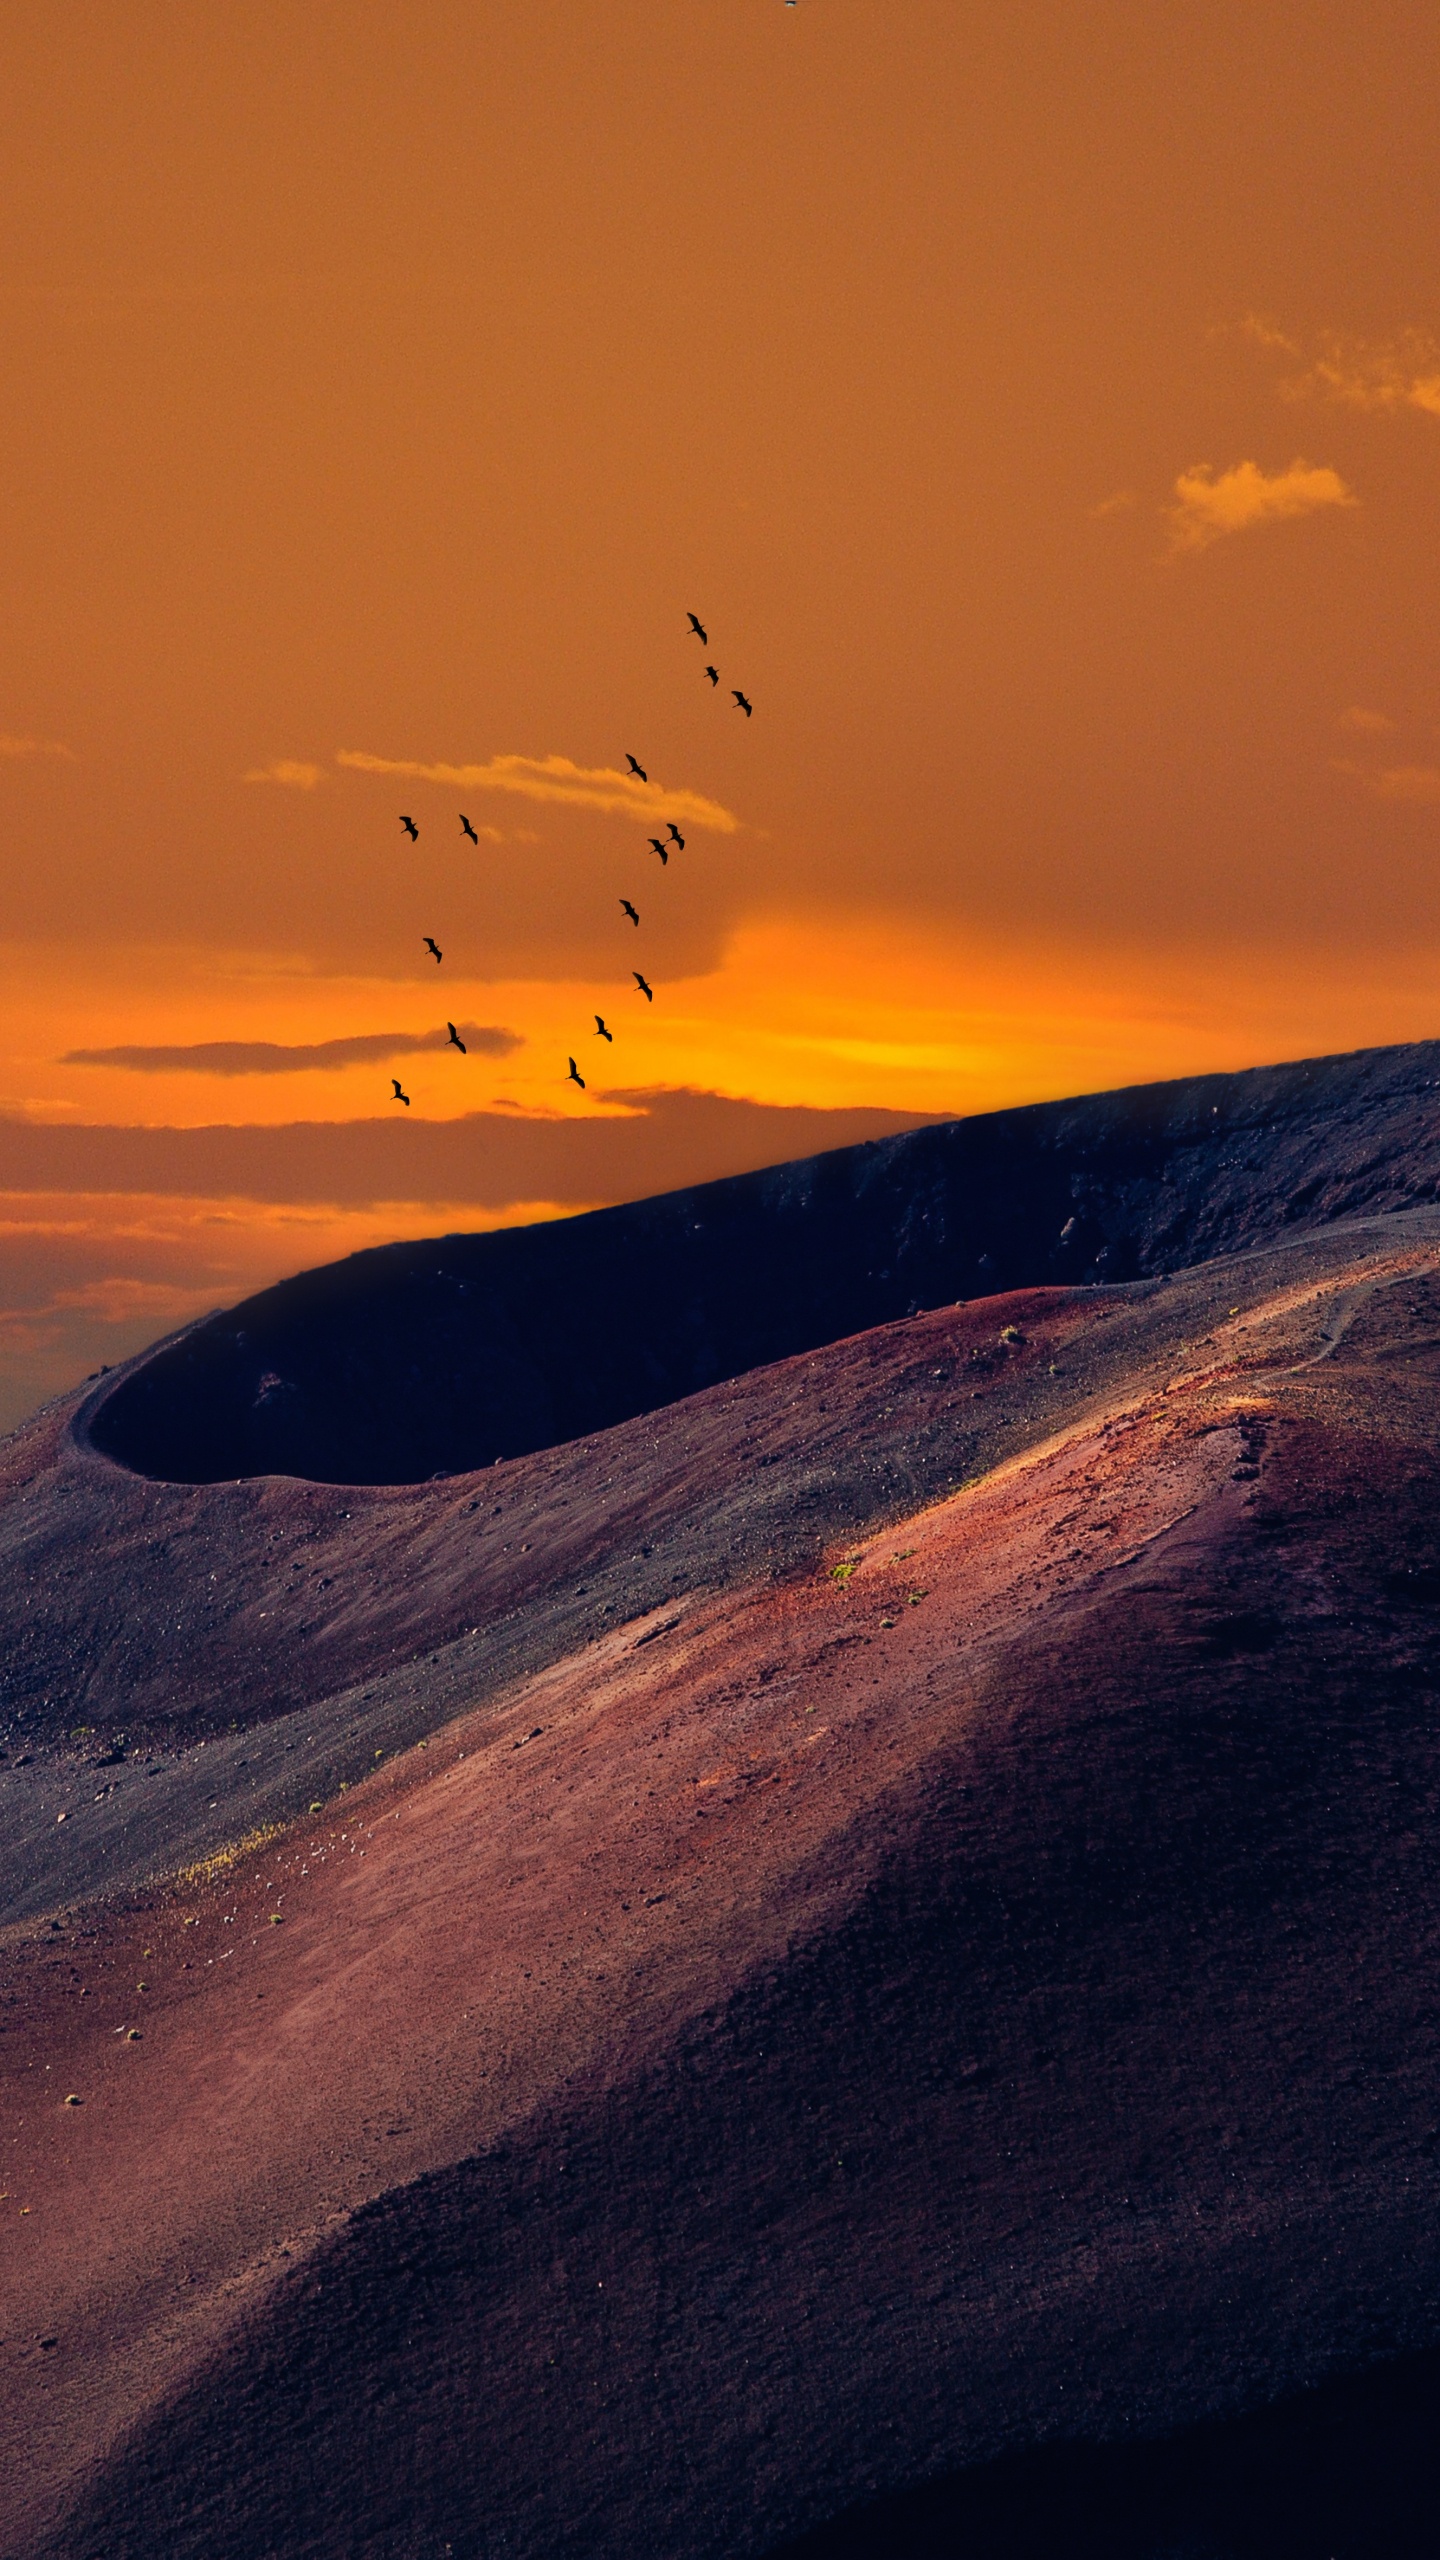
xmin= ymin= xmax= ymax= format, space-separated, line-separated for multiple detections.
xmin=620 ymin=899 xmax=640 ymax=926
xmin=447 ymin=1021 xmax=466 ymax=1053
xmin=594 ymin=1016 xmax=613 ymax=1042
xmin=687 ymin=612 xmax=708 ymax=643
xmin=567 ymin=1056 xmax=586 ymax=1089
xmin=704 ymin=665 xmax=720 ymax=686
xmin=733 ymin=690 xmax=753 ymax=717
xmin=423 ymin=936 xmax=443 ymax=963
xmin=633 ymin=971 xmax=654 ymax=1002
xmin=666 ymin=823 xmax=685 ymax=848
xmin=391 ymin=1079 xmax=411 ymax=1106
xmin=459 ymin=813 xmax=479 ymax=844
xmin=400 ymin=814 xmax=419 ymax=840
xmin=626 ymin=754 xmax=648 ymax=782
xmin=648 ymin=837 xmax=669 ymax=864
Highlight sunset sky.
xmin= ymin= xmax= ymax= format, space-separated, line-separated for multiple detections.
xmin=5 ymin=1 xmax=1440 ymax=1427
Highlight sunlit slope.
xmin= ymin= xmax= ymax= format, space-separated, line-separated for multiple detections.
xmin=6 ymin=1220 xmax=1440 ymax=2555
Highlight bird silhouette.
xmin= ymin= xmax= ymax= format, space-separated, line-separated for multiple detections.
xmin=567 ymin=1056 xmax=586 ymax=1089
xmin=648 ymin=836 xmax=669 ymax=864
xmin=400 ymin=815 xmax=419 ymax=840
xmin=447 ymin=1021 xmax=466 ymax=1053
xmin=633 ymin=971 xmax=654 ymax=1002
xmin=594 ymin=1015 xmax=613 ymax=1042
xmin=423 ymin=936 xmax=443 ymax=963
xmin=733 ymin=690 xmax=753 ymax=717
xmin=704 ymin=665 xmax=720 ymax=686
xmin=620 ymin=899 xmax=640 ymax=926
xmin=666 ymin=823 xmax=685 ymax=848
xmin=626 ymin=754 xmax=648 ymax=782
xmin=392 ymin=1079 xmax=411 ymax=1106
xmin=460 ymin=813 xmax=479 ymax=844
xmin=688 ymin=612 xmax=708 ymax=643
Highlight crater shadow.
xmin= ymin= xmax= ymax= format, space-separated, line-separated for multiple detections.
xmin=770 ymin=2346 xmax=1440 ymax=2560
xmin=84 ymin=1041 xmax=1440 ymax=1484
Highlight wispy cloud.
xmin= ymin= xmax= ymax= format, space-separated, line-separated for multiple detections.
xmin=1339 ymin=705 xmax=1398 ymax=735
xmin=0 ymin=732 xmax=76 ymax=761
xmin=336 ymin=749 xmax=739 ymax=834
xmin=0 ymin=1091 xmax=931 ymax=1216
xmin=1239 ymin=316 xmax=1302 ymax=358
xmin=243 ymin=758 xmax=326 ymax=789
xmin=1332 ymin=757 xmax=1440 ymax=805
xmin=1166 ymin=458 xmax=1357 ymax=554
xmin=1089 ymin=488 xmax=1138 ymax=518
xmin=1244 ymin=316 xmax=1440 ymax=420
xmin=61 ymin=1026 xmax=521 ymax=1076
xmin=1372 ymin=765 xmax=1440 ymax=805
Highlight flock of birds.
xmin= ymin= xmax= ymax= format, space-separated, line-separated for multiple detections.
xmin=387 ymin=612 xmax=753 ymax=1107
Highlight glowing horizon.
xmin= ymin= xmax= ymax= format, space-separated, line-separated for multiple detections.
xmin=5 ymin=2 xmax=1440 ymax=1421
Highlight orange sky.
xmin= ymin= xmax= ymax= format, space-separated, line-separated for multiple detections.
xmin=5 ymin=1 xmax=1440 ymax=1426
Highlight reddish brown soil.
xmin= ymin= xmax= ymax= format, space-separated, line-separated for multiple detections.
xmin=6 ymin=1221 xmax=1440 ymax=2554
xmin=0 ymin=1281 xmax=1137 ymax=1924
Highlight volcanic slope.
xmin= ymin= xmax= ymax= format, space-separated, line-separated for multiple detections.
xmin=12 ymin=1027 xmax=1440 ymax=1914
xmin=8 ymin=1213 xmax=1440 ymax=2556
xmin=80 ymin=1033 xmax=1440 ymax=1484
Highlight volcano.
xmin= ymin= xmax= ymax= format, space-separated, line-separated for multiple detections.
xmin=6 ymin=1042 xmax=1440 ymax=2560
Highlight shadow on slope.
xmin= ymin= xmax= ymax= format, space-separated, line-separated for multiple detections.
xmin=774 ymin=2346 xmax=1440 ymax=2560
xmin=84 ymin=1040 xmax=1440 ymax=1484
xmin=22 ymin=1308 xmax=1440 ymax=2557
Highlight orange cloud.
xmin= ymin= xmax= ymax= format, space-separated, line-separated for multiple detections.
xmin=335 ymin=749 xmax=739 ymax=834
xmin=1166 ymin=459 xmax=1357 ymax=554
xmin=1339 ymin=706 xmax=1398 ymax=734
xmin=1238 ymin=315 xmax=1303 ymax=358
xmin=243 ymin=758 xmax=326 ymax=788
xmin=0 ymin=732 xmax=76 ymax=760
xmin=1332 ymin=757 xmax=1440 ymax=804
xmin=1262 ymin=323 xmax=1440 ymax=420
xmin=61 ymin=1025 xmax=521 ymax=1074
xmin=1373 ymin=765 xmax=1440 ymax=804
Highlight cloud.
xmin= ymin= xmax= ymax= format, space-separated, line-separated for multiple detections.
xmin=243 ymin=759 xmax=326 ymax=789
xmin=1373 ymin=765 xmax=1440 ymax=804
xmin=0 ymin=1092 xmax=940 ymax=1429
xmin=1089 ymin=489 xmax=1138 ymax=518
xmin=1239 ymin=315 xmax=1303 ymax=358
xmin=61 ymin=1026 xmax=521 ymax=1075
xmin=0 ymin=732 xmax=76 ymax=760
xmin=1339 ymin=706 xmax=1398 ymax=734
xmin=1312 ymin=342 xmax=1440 ymax=418
xmin=1243 ymin=316 xmax=1440 ymax=420
xmin=336 ymin=749 xmax=739 ymax=834
xmin=0 ymin=1091 xmax=936 ymax=1211
xmin=1332 ymin=758 xmax=1440 ymax=804
xmin=1166 ymin=459 xmax=1358 ymax=554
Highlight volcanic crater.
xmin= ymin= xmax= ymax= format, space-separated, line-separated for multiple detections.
xmin=7 ymin=1042 xmax=1440 ymax=2558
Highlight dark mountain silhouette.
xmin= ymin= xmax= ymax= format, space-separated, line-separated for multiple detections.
xmin=88 ymin=1037 xmax=1440 ymax=1485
